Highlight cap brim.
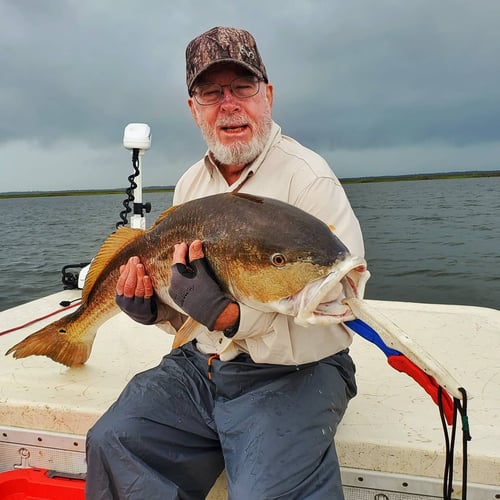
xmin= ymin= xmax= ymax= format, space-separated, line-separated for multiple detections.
xmin=188 ymin=59 xmax=265 ymax=94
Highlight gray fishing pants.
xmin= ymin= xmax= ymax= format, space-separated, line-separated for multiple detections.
xmin=85 ymin=341 xmax=356 ymax=500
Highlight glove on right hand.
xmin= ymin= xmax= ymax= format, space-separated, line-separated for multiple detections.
xmin=168 ymin=257 xmax=232 ymax=331
xmin=115 ymin=294 xmax=158 ymax=325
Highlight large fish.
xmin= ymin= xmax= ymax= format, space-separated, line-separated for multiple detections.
xmin=6 ymin=193 xmax=369 ymax=367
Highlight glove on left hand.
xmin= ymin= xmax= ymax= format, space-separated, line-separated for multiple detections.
xmin=168 ymin=257 xmax=232 ymax=331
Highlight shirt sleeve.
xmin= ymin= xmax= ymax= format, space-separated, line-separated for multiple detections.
xmin=155 ymin=302 xmax=187 ymax=331
xmin=293 ymin=176 xmax=365 ymax=258
xmin=235 ymin=303 xmax=277 ymax=339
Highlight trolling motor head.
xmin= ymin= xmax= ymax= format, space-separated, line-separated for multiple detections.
xmin=123 ymin=123 xmax=151 ymax=150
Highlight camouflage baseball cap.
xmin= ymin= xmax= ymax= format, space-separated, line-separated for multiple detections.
xmin=186 ymin=27 xmax=268 ymax=95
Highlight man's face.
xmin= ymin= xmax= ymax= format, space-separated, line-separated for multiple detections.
xmin=188 ymin=64 xmax=274 ymax=167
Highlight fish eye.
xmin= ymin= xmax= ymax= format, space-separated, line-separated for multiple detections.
xmin=271 ymin=253 xmax=287 ymax=267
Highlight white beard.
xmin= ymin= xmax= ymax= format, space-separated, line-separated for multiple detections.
xmin=197 ymin=107 xmax=273 ymax=166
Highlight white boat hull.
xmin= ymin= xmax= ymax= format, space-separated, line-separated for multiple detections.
xmin=0 ymin=291 xmax=499 ymax=498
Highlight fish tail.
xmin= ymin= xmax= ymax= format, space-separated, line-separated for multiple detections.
xmin=5 ymin=316 xmax=95 ymax=367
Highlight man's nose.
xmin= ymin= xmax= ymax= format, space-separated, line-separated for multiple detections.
xmin=220 ymin=87 xmax=240 ymax=107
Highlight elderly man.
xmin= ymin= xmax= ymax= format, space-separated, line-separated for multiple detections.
xmin=86 ymin=27 xmax=364 ymax=500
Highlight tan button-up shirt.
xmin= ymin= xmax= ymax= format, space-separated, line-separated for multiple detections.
xmin=172 ymin=122 xmax=365 ymax=365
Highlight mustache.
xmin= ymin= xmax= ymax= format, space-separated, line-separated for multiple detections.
xmin=216 ymin=115 xmax=250 ymax=127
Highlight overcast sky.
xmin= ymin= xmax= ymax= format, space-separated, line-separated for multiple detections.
xmin=2 ymin=0 xmax=499 ymax=192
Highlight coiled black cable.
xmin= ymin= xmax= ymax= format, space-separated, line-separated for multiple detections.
xmin=116 ymin=148 xmax=140 ymax=228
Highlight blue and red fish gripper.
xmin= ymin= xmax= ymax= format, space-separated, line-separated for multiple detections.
xmin=345 ymin=319 xmax=455 ymax=425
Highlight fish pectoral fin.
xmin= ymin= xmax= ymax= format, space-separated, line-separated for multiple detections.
xmin=172 ymin=318 xmax=204 ymax=349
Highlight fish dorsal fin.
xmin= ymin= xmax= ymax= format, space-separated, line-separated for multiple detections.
xmin=149 ymin=204 xmax=180 ymax=229
xmin=82 ymin=226 xmax=143 ymax=303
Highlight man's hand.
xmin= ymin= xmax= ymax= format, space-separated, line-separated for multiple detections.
xmin=169 ymin=240 xmax=239 ymax=334
xmin=115 ymin=256 xmax=158 ymax=324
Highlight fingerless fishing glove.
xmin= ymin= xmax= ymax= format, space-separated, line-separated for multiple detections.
xmin=115 ymin=294 xmax=158 ymax=325
xmin=169 ymin=257 xmax=233 ymax=331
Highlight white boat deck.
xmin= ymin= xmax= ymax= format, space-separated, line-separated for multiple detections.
xmin=0 ymin=291 xmax=499 ymax=489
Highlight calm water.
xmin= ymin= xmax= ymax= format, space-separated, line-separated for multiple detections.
xmin=0 ymin=177 xmax=498 ymax=312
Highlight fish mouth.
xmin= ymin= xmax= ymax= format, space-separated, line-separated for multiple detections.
xmin=291 ymin=256 xmax=370 ymax=326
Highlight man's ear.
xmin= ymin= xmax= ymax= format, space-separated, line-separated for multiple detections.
xmin=188 ymin=98 xmax=201 ymax=126
xmin=265 ymin=83 xmax=274 ymax=108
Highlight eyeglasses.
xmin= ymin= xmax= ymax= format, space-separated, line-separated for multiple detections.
xmin=192 ymin=76 xmax=263 ymax=105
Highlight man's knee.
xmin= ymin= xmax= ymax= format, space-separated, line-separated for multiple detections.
xmin=86 ymin=409 xmax=129 ymax=456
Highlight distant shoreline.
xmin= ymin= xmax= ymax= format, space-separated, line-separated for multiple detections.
xmin=1 ymin=170 xmax=499 ymax=199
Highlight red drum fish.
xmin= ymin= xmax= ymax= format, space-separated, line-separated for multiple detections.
xmin=6 ymin=193 xmax=368 ymax=367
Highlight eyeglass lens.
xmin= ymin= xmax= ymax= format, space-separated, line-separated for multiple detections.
xmin=194 ymin=77 xmax=261 ymax=105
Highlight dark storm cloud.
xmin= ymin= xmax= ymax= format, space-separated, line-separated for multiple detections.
xmin=1 ymin=0 xmax=499 ymax=191
xmin=1 ymin=2 xmax=190 ymax=147
xmin=268 ymin=1 xmax=500 ymax=150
